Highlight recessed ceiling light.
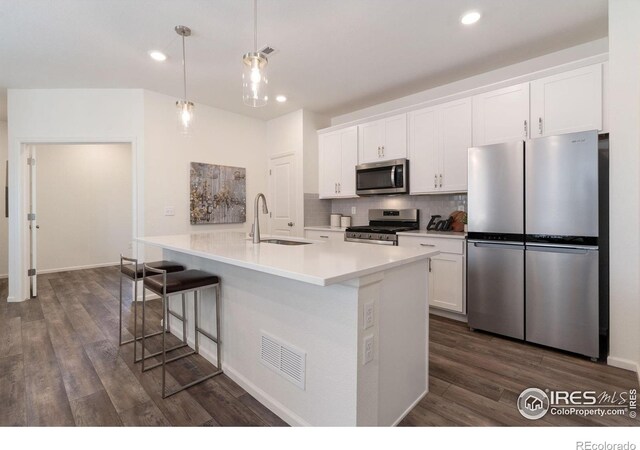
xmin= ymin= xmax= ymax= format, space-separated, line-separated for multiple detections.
xmin=149 ymin=50 xmax=167 ymax=62
xmin=461 ymin=11 xmax=481 ymax=25
xmin=276 ymin=95 xmax=287 ymax=103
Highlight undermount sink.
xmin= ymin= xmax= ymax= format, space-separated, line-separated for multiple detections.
xmin=260 ymin=239 xmax=312 ymax=246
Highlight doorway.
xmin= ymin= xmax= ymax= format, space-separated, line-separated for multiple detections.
xmin=268 ymin=153 xmax=298 ymax=237
xmin=27 ymin=143 xmax=133 ymax=297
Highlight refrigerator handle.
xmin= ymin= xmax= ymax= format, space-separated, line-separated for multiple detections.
xmin=469 ymin=241 xmax=524 ymax=249
xmin=526 ymin=245 xmax=596 ymax=254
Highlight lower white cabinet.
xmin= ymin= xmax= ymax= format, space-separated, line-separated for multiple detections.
xmin=304 ymin=229 xmax=345 ymax=242
xmin=398 ymin=235 xmax=466 ymax=314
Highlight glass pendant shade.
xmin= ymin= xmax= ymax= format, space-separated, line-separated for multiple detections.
xmin=176 ymin=100 xmax=195 ymax=134
xmin=242 ymin=52 xmax=268 ymax=107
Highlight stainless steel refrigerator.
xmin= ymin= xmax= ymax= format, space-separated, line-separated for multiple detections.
xmin=467 ymin=130 xmax=609 ymax=359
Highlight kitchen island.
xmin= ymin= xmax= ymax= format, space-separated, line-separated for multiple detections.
xmin=137 ymin=231 xmax=436 ymax=426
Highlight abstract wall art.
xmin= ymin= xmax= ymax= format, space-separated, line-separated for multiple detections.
xmin=190 ymin=162 xmax=246 ymax=224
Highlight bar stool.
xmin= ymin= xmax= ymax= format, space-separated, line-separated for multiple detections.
xmin=141 ymin=265 xmax=223 ymax=398
xmin=119 ymin=255 xmax=186 ymax=364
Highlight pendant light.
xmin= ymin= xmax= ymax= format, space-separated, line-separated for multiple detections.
xmin=242 ymin=0 xmax=268 ymax=107
xmin=175 ymin=25 xmax=195 ymax=134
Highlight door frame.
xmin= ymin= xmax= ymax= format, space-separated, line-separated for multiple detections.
xmin=11 ymin=137 xmax=141 ymax=301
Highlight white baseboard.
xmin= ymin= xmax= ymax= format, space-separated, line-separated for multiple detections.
xmin=38 ymin=261 xmax=119 ymax=274
xmin=429 ymin=308 xmax=468 ymax=323
xmin=222 ymin=364 xmax=309 ymax=427
xmin=607 ymin=355 xmax=640 ymax=379
xmin=391 ymin=388 xmax=428 ymax=427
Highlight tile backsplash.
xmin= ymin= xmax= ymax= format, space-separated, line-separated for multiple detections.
xmin=305 ymin=193 xmax=467 ymax=227
xmin=304 ymin=193 xmax=333 ymax=226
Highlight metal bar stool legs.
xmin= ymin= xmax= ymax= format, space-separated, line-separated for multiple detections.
xmin=119 ymin=255 xmax=186 ymax=364
xmin=141 ymin=265 xmax=223 ymax=399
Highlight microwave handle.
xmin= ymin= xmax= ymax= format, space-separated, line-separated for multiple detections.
xmin=390 ymin=166 xmax=396 ymax=186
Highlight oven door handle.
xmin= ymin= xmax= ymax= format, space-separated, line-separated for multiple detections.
xmin=390 ymin=166 xmax=396 ymax=187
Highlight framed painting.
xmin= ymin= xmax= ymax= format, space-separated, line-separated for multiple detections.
xmin=190 ymin=162 xmax=246 ymax=224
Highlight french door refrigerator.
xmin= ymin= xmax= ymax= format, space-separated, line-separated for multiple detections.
xmin=467 ymin=130 xmax=609 ymax=359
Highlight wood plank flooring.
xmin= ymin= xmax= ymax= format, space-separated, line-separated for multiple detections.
xmin=0 ymin=266 xmax=638 ymax=427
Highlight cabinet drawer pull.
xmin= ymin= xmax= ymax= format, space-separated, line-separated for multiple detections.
xmin=434 ymin=174 xmax=437 ymax=188
xmin=439 ymin=174 xmax=443 ymax=188
xmin=320 ymin=235 xmax=329 ymax=238
xmin=524 ymin=119 xmax=528 ymax=137
xmin=420 ymin=243 xmax=436 ymax=247
xmin=538 ymin=117 xmax=543 ymax=135
xmin=428 ymin=258 xmax=432 ymax=272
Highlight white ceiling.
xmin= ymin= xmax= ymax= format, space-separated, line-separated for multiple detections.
xmin=0 ymin=0 xmax=608 ymax=122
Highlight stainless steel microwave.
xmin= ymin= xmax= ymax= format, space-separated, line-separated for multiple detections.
xmin=356 ymin=158 xmax=408 ymax=195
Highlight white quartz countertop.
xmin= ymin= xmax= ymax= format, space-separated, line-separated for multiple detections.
xmin=304 ymin=226 xmax=348 ymax=232
xmin=137 ymin=231 xmax=437 ymax=286
xmin=397 ymin=230 xmax=467 ymax=240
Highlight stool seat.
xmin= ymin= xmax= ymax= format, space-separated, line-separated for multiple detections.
xmin=121 ymin=260 xmax=184 ymax=279
xmin=144 ymin=269 xmax=220 ymax=295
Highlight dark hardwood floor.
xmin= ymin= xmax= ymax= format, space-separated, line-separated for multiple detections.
xmin=0 ymin=266 xmax=638 ymax=426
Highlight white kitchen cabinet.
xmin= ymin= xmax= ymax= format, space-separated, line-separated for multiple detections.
xmin=304 ymin=228 xmax=345 ymax=242
xmin=409 ymin=97 xmax=472 ymax=194
xmin=358 ymin=113 xmax=407 ymax=163
xmin=398 ymin=234 xmax=466 ymax=314
xmin=530 ymin=64 xmax=603 ymax=138
xmin=472 ymin=82 xmax=530 ymax=146
xmin=318 ymin=126 xmax=358 ymax=199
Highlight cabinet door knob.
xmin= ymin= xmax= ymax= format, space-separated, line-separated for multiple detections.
xmin=288 ymin=222 xmax=294 ymax=227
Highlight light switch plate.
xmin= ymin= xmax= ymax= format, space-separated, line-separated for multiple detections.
xmin=457 ymin=205 xmax=465 ymax=211
xmin=164 ymin=206 xmax=175 ymax=216
xmin=363 ymin=301 xmax=374 ymax=330
xmin=351 ymin=206 xmax=357 ymax=215
xmin=363 ymin=335 xmax=374 ymax=365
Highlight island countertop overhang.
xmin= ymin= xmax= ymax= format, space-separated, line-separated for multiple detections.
xmin=136 ymin=231 xmax=438 ymax=286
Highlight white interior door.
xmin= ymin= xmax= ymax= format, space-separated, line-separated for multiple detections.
xmin=28 ymin=146 xmax=37 ymax=298
xmin=269 ymin=154 xmax=297 ymax=236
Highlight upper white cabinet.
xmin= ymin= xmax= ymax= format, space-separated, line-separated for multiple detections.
xmin=472 ymin=82 xmax=530 ymax=146
xmin=358 ymin=113 xmax=407 ymax=163
xmin=409 ymin=97 xmax=472 ymax=194
xmin=530 ymin=64 xmax=603 ymax=137
xmin=318 ymin=126 xmax=358 ymax=199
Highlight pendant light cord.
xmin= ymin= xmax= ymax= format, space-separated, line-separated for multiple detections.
xmin=182 ymin=34 xmax=188 ymax=101
xmin=254 ymin=0 xmax=258 ymax=52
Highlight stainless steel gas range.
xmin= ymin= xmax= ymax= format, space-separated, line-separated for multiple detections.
xmin=345 ymin=209 xmax=419 ymax=246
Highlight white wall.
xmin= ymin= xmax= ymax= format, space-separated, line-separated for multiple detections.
xmin=34 ymin=143 xmax=132 ymax=272
xmin=302 ymin=111 xmax=329 ymax=194
xmin=142 ymin=90 xmax=267 ymax=261
xmin=7 ymin=89 xmax=144 ymax=301
xmin=331 ymin=38 xmax=608 ymax=126
xmin=607 ymin=0 xmax=640 ymax=374
xmin=0 ymin=121 xmax=7 ymax=277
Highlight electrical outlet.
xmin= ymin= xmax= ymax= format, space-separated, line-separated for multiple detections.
xmin=164 ymin=206 xmax=175 ymax=216
xmin=351 ymin=206 xmax=357 ymax=215
xmin=363 ymin=335 xmax=374 ymax=365
xmin=363 ymin=301 xmax=374 ymax=330
xmin=457 ymin=205 xmax=465 ymax=212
